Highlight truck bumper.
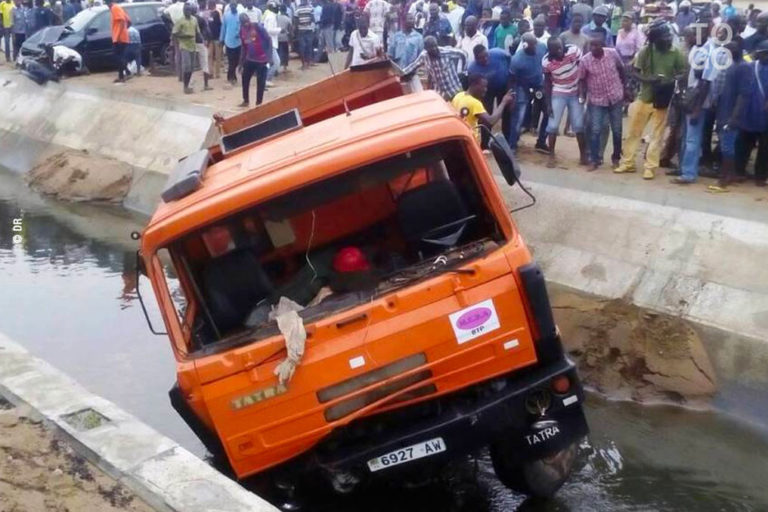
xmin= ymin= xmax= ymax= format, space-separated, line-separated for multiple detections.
xmin=310 ymin=353 xmax=589 ymax=480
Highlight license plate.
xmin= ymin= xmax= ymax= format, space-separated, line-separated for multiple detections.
xmin=367 ymin=437 xmax=446 ymax=472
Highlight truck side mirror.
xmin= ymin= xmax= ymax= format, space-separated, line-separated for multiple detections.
xmin=488 ymin=133 xmax=522 ymax=187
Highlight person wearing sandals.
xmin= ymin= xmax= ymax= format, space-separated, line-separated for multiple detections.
xmin=614 ymin=21 xmax=685 ymax=180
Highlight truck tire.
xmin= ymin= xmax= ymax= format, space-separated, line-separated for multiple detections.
xmin=490 ymin=440 xmax=578 ymax=498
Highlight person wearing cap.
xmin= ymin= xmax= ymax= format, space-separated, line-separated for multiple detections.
xmin=732 ymin=40 xmax=768 ymax=186
xmin=676 ymin=0 xmax=695 ymax=30
xmin=582 ymin=5 xmax=614 ymax=47
xmin=615 ymin=20 xmax=686 ymax=179
xmin=615 ymin=11 xmax=644 ymax=63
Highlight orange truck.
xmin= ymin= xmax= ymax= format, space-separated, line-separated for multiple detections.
xmin=136 ymin=62 xmax=588 ymax=499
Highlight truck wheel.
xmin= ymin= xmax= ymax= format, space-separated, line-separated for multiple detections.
xmin=490 ymin=440 xmax=578 ymax=498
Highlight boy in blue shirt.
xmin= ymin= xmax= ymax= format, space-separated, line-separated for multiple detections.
xmin=468 ymin=44 xmax=511 ymax=148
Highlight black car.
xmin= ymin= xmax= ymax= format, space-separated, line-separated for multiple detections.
xmin=20 ymin=2 xmax=170 ymax=69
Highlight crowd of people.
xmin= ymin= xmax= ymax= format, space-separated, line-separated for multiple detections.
xmin=1 ymin=0 xmax=767 ymax=187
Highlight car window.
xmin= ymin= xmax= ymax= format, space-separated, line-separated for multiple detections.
xmin=128 ymin=5 xmax=160 ymax=25
xmin=89 ymin=12 xmax=110 ymax=33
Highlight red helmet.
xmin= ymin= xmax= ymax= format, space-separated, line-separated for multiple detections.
xmin=333 ymin=247 xmax=370 ymax=273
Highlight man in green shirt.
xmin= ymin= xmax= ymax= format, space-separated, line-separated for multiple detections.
xmin=172 ymin=3 xmax=200 ymax=94
xmin=493 ymin=7 xmax=516 ymax=51
xmin=615 ymin=21 xmax=686 ymax=179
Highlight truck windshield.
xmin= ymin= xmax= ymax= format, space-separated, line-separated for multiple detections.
xmin=161 ymin=140 xmax=504 ymax=353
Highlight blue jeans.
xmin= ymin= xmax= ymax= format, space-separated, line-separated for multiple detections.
xmin=508 ymin=86 xmax=531 ymax=150
xmin=547 ymin=94 xmax=584 ymax=134
xmin=588 ymin=102 xmax=623 ymax=164
xmin=125 ymin=43 xmax=142 ymax=73
xmin=267 ymin=47 xmax=280 ymax=80
xmin=719 ymin=126 xmax=737 ymax=159
xmin=680 ymin=111 xmax=707 ymax=182
xmin=298 ymin=30 xmax=314 ymax=62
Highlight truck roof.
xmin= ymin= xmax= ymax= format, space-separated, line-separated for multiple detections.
xmin=142 ymin=91 xmax=470 ymax=252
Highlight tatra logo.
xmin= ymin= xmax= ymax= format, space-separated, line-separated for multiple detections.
xmin=231 ymin=382 xmax=288 ymax=410
xmin=525 ymin=425 xmax=561 ymax=446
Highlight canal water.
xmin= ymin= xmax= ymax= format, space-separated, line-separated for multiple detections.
xmin=1 ymin=168 xmax=767 ymax=511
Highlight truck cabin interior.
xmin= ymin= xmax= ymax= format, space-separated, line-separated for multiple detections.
xmin=161 ymin=140 xmax=505 ymax=354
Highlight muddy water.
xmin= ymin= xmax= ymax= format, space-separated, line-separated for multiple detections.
xmin=1 ymin=168 xmax=768 ymax=511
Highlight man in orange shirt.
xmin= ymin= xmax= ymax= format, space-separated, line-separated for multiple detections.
xmin=106 ymin=0 xmax=130 ymax=82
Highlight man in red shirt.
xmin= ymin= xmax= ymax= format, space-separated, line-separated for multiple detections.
xmin=106 ymin=0 xmax=130 ymax=83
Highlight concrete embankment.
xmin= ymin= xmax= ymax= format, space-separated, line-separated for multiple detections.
xmin=0 ymin=332 xmax=281 ymax=512
xmin=500 ymin=163 xmax=768 ymax=423
xmin=0 ymin=70 xmax=215 ymax=216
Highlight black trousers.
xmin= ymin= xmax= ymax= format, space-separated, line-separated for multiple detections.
xmin=242 ymin=60 xmax=267 ymax=105
xmin=113 ymin=42 xmax=127 ymax=79
xmin=481 ymin=87 xmax=510 ymax=149
xmin=226 ymin=45 xmax=240 ymax=83
xmin=736 ymin=131 xmax=768 ymax=183
xmin=12 ymin=33 xmax=25 ymax=61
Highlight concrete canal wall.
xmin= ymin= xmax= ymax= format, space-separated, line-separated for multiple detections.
xmin=0 ymin=70 xmax=215 ymax=216
xmin=0 ymin=332 xmax=281 ymax=512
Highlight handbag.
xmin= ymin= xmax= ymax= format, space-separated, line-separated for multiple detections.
xmin=649 ymin=47 xmax=675 ymax=109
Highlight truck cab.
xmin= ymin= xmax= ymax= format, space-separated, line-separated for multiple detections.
xmin=138 ymin=63 xmax=588 ymax=498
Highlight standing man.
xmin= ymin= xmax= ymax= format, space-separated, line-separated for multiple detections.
xmin=401 ymin=35 xmax=466 ymax=99
xmin=508 ymin=32 xmax=547 ymax=150
xmin=582 ymin=5 xmax=613 ymax=46
xmin=733 ymin=40 xmax=768 ymax=186
xmin=388 ymin=13 xmax=423 ymax=67
xmin=560 ymin=12 xmax=588 ymax=50
xmin=220 ymin=0 xmax=241 ymax=85
xmin=743 ymin=11 xmax=768 ymax=52
xmin=468 ymin=44 xmax=512 ymax=147
xmin=106 ymin=0 xmax=130 ymax=83
xmin=30 ymin=0 xmax=52 ymax=35
xmin=193 ymin=2 xmax=213 ymax=90
xmin=345 ymin=14 xmax=383 ymax=67
xmin=615 ymin=21 xmax=686 ymax=179
xmin=173 ymin=2 xmax=200 ymax=94
xmin=243 ymin=0 xmax=262 ymax=24
xmin=1 ymin=0 xmax=14 ymax=62
xmin=294 ymin=0 xmax=315 ymax=69
xmin=542 ymin=36 xmax=586 ymax=166
xmin=570 ymin=0 xmax=592 ymax=30
xmin=709 ymin=41 xmax=744 ymax=191
xmin=276 ymin=4 xmax=291 ymax=72
xmin=579 ymin=35 xmax=626 ymax=169
xmin=722 ymin=0 xmax=737 ymax=21
xmin=319 ymin=0 xmax=339 ymax=56
xmin=492 ymin=8 xmax=516 ymax=50
xmin=457 ymin=14 xmax=486 ymax=67
xmin=452 ymin=73 xmax=513 ymax=142
xmin=11 ymin=0 xmax=25 ymax=61
xmin=676 ymin=0 xmax=695 ymax=30
xmin=364 ymin=0 xmax=390 ymax=43
xmin=262 ymin=1 xmax=280 ymax=84
xmin=447 ymin=0 xmax=465 ymax=37
xmin=62 ymin=0 xmax=80 ymax=22
xmin=423 ymin=2 xmax=453 ymax=47
xmin=531 ymin=14 xmax=550 ymax=46
xmin=238 ymin=12 xmax=271 ymax=106
xmin=125 ymin=20 xmax=141 ymax=75
xmin=203 ymin=0 xmax=222 ymax=79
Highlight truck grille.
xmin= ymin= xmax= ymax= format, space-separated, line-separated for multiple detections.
xmin=318 ymin=353 xmax=432 ymax=422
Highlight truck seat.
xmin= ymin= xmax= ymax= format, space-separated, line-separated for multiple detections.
xmin=201 ymin=249 xmax=274 ymax=333
xmin=396 ymin=180 xmax=471 ymax=254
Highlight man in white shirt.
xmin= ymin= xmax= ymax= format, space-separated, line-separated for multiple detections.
xmin=345 ymin=15 xmax=383 ymax=67
xmin=364 ymin=0 xmax=390 ymax=40
xmin=457 ymin=15 xmax=487 ymax=67
xmin=243 ymin=0 xmax=262 ymax=23
xmin=263 ymin=1 xmax=281 ymax=83
xmin=447 ymin=0 xmax=465 ymax=36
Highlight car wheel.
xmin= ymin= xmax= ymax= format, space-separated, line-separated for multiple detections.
xmin=490 ymin=440 xmax=578 ymax=498
xmin=158 ymin=43 xmax=171 ymax=66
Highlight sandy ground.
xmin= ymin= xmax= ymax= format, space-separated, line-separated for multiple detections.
xmin=0 ymin=397 xmax=154 ymax=512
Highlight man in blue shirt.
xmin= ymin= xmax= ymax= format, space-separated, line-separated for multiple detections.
xmin=219 ymin=0 xmax=241 ymax=85
xmin=468 ymin=44 xmax=511 ymax=148
xmin=733 ymin=40 xmax=768 ymax=186
xmin=423 ymin=2 xmax=453 ymax=47
xmin=508 ymin=32 xmax=546 ymax=150
xmin=388 ymin=13 xmax=423 ymax=68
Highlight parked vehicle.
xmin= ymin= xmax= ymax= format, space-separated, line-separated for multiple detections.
xmin=19 ymin=2 xmax=169 ymax=70
xmin=136 ymin=63 xmax=589 ymax=499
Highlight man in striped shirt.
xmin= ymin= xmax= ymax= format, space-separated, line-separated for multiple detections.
xmin=542 ymin=36 xmax=586 ymax=166
xmin=401 ymin=35 xmax=466 ymax=100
